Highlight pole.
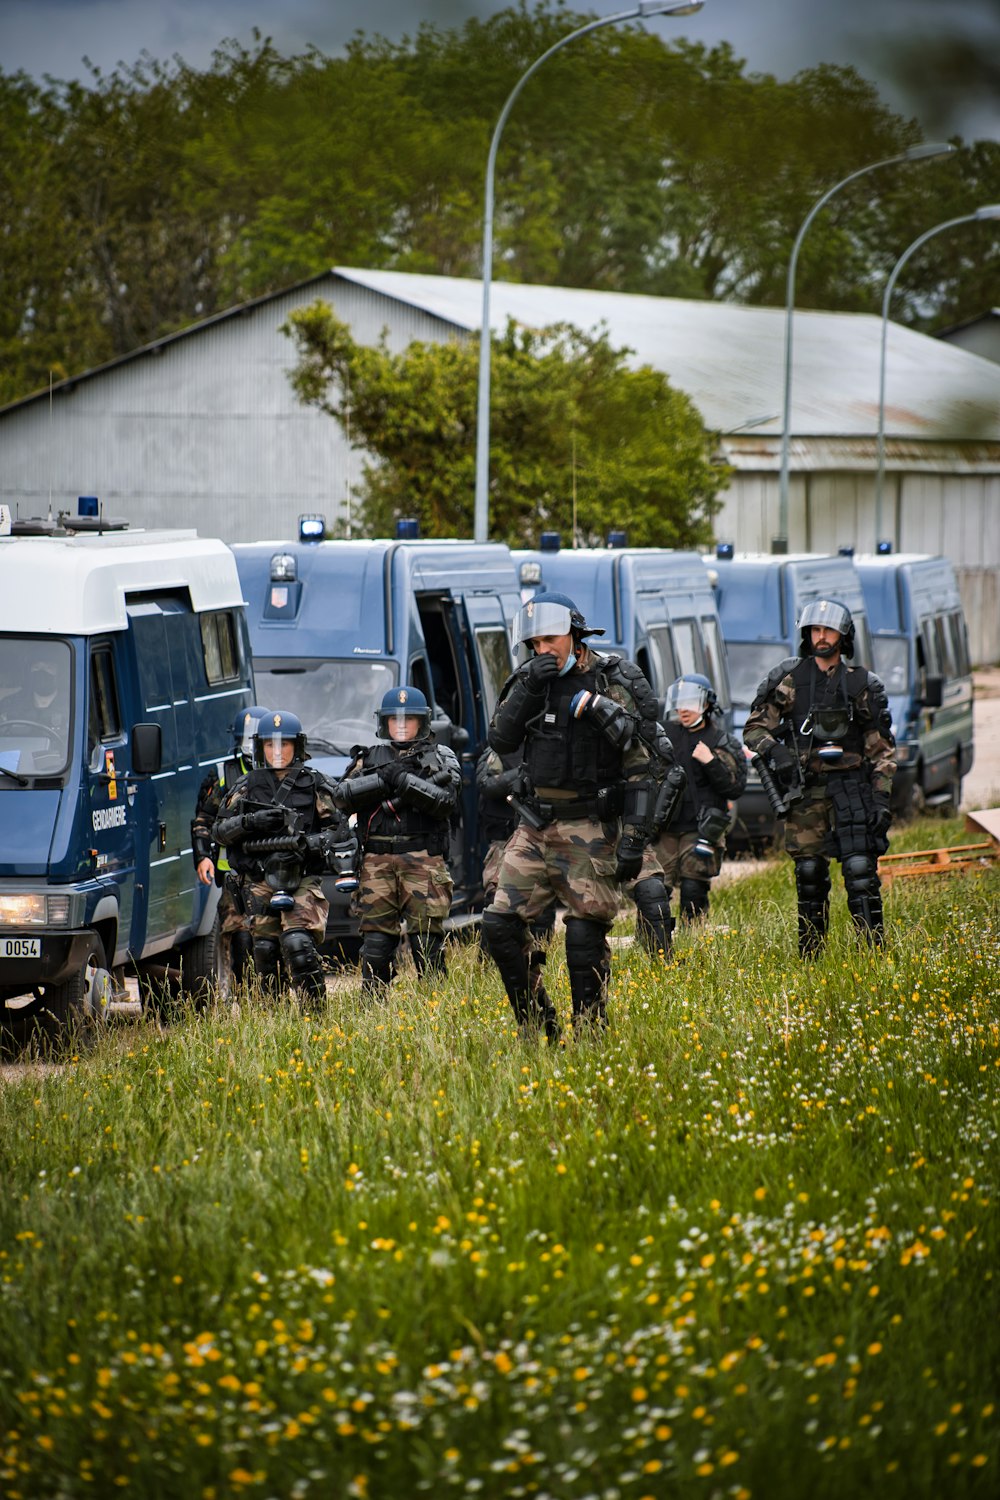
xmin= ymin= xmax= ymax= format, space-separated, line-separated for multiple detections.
xmin=472 ymin=3 xmax=705 ymax=543
xmin=775 ymin=142 xmax=955 ymax=554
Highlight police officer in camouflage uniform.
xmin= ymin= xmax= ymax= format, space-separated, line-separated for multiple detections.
xmin=213 ymin=710 xmax=346 ymax=1004
xmin=191 ymin=704 xmax=269 ymax=987
xmin=743 ymin=599 xmax=896 ymax=957
xmin=481 ymin=592 xmax=655 ymax=1038
xmin=650 ymin=673 xmax=747 ymax=934
xmin=334 ymin=686 xmax=461 ymax=998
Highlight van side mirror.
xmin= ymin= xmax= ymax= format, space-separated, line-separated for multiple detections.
xmin=919 ymin=675 xmax=944 ymax=710
xmin=131 ymin=722 xmax=162 ymax=775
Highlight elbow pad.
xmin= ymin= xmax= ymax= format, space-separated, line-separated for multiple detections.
xmin=334 ymin=771 xmax=388 ymax=812
xmin=397 ymin=772 xmax=455 ymax=817
xmin=570 ymin=690 xmax=634 ymax=750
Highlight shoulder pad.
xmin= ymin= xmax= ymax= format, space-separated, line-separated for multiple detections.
xmin=757 ymin=657 xmax=799 ymax=697
xmin=599 ymin=654 xmax=655 ymax=710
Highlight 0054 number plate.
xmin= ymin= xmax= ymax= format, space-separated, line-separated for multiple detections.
xmin=0 ymin=937 xmax=41 ymax=958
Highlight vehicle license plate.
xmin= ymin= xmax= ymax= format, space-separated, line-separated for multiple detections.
xmin=0 ymin=937 xmax=41 ymax=958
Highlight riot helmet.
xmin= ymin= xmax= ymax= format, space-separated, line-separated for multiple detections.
xmin=665 ymin=673 xmax=717 ymax=723
xmin=231 ymin=704 xmax=270 ymax=760
xmin=511 ymin=590 xmax=604 ymax=664
xmin=375 ymin=685 xmax=431 ymax=743
xmin=798 ymin=598 xmax=855 ymax=659
xmin=253 ymin=709 xmax=308 ymax=768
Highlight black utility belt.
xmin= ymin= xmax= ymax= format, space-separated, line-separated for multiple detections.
xmin=531 ymin=797 xmax=603 ymax=822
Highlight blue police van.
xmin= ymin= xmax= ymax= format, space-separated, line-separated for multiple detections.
xmin=230 ymin=526 xmax=522 ymax=948
xmin=513 ymin=538 xmax=733 ymax=720
xmin=854 ymin=552 xmax=974 ymax=816
xmin=708 ymin=548 xmax=875 ymax=846
xmin=0 ymin=504 xmax=255 ymax=1040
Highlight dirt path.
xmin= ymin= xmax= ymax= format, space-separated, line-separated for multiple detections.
xmin=964 ymin=667 xmax=1000 ymax=811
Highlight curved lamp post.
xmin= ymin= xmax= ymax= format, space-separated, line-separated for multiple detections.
xmin=774 ymin=141 xmax=956 ymax=554
xmin=472 ymin=0 xmax=705 ymax=544
xmin=875 ymin=203 xmax=1000 ymax=547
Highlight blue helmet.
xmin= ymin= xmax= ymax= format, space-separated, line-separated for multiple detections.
xmin=231 ymin=704 xmax=270 ymax=759
xmin=511 ymin=590 xmax=604 ymax=662
xmin=665 ymin=673 xmax=717 ymax=721
xmin=376 ymin=685 xmax=431 ymax=741
xmin=253 ymin=709 xmax=307 ymax=766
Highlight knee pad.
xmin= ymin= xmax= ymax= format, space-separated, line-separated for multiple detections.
xmin=280 ymin=929 xmax=323 ymax=982
xmin=633 ymin=876 xmax=671 ymax=924
xmin=795 ymin=857 xmax=831 ymax=903
xmin=481 ymin=908 xmax=528 ymax=966
xmin=679 ymin=878 xmax=710 ymax=921
xmin=252 ymin=938 xmax=281 ymax=980
xmin=563 ymin=916 xmax=609 ymax=974
xmin=361 ymin=930 xmax=399 ymax=984
xmin=843 ymin=855 xmax=878 ymax=897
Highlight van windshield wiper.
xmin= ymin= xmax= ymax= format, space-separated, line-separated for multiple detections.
xmin=0 ymin=764 xmax=30 ymax=786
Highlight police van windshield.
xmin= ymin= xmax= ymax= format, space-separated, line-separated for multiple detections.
xmin=0 ymin=636 xmax=73 ymax=779
xmin=253 ymin=657 xmax=397 ymax=753
xmin=871 ymin=635 xmax=910 ymax=694
xmin=726 ymin=642 xmax=784 ymax=708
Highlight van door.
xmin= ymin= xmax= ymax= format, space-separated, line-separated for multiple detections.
xmin=125 ymin=596 xmax=193 ymax=949
xmin=86 ymin=638 xmax=137 ymax=964
xmin=918 ymin=609 xmax=973 ymax=798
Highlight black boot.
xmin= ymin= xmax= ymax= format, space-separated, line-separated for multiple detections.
xmin=564 ymin=916 xmax=611 ymax=1032
xmin=482 ymin=909 xmax=537 ymax=1031
xmin=229 ymin=928 xmax=253 ymax=988
xmin=795 ymin=857 xmax=831 ymax=959
xmin=633 ymin=876 xmax=674 ymax=959
xmin=843 ymin=855 xmax=885 ymax=947
xmin=410 ymin=930 xmax=447 ymax=979
xmin=361 ymin=931 xmax=398 ymax=999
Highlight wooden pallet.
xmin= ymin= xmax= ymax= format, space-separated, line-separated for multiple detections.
xmin=878 ymin=840 xmax=998 ymax=891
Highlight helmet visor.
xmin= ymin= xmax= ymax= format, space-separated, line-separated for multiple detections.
xmin=383 ymin=710 xmax=423 ymax=742
xmin=799 ymin=599 xmax=851 ymax=636
xmin=666 ymin=679 xmax=709 ymax=718
xmin=238 ymin=713 xmax=257 ymax=760
xmin=512 ymin=599 xmax=574 ymax=653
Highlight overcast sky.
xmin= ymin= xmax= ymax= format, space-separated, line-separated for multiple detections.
xmin=1 ymin=0 xmax=998 ymax=142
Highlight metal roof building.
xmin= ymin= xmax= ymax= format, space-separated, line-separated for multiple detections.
xmin=2 ymin=266 xmax=997 ymax=660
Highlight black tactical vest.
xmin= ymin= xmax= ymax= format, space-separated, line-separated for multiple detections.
xmin=662 ymin=720 xmax=729 ymax=831
xmin=788 ymin=658 xmax=868 ymax=760
xmin=357 ymin=741 xmax=452 ymax=854
xmin=241 ymin=765 xmax=323 ymax=830
xmin=523 ymin=663 xmax=622 ymax=794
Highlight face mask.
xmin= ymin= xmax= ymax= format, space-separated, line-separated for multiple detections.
xmin=558 ymin=652 xmax=577 ymax=676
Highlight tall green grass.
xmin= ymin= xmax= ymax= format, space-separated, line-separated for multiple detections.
xmin=1 ymin=815 xmax=997 ymax=1498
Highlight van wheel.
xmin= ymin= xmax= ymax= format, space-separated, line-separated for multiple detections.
xmin=906 ymin=777 xmax=927 ymax=820
xmin=177 ymin=916 xmax=224 ymax=1010
xmin=42 ymin=934 xmax=113 ymax=1037
xmin=937 ymin=777 xmax=962 ymax=819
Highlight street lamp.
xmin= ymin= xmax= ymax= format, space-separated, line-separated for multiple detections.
xmin=774 ymin=140 xmax=956 ymax=554
xmin=472 ymin=1 xmax=706 ymax=544
xmin=875 ymin=203 xmax=1000 ymax=547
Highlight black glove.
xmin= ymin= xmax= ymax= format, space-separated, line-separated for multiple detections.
xmin=242 ymin=806 xmax=285 ymax=833
xmin=868 ymin=798 xmax=892 ymax=839
xmin=379 ymin=760 xmax=406 ymax=793
xmin=614 ymin=831 xmax=646 ymax=883
xmin=524 ymin=652 xmax=561 ymax=691
xmin=766 ymin=743 xmax=797 ymax=787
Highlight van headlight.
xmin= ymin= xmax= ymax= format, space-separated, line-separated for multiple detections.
xmin=0 ymin=894 xmax=72 ymax=927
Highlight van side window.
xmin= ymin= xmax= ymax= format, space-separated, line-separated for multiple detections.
xmin=933 ymin=616 xmax=955 ymax=677
xmin=673 ymin=618 xmax=699 ymax=677
xmin=200 ymin=610 xmax=241 ymax=685
xmin=474 ymin=627 xmax=513 ymax=718
xmin=88 ymin=643 xmax=121 ymax=768
xmin=948 ymin=612 xmax=970 ymax=676
xmin=700 ymin=616 xmax=730 ymax=705
xmin=646 ymin=626 xmax=678 ymax=691
xmin=920 ymin=621 xmax=940 ymax=676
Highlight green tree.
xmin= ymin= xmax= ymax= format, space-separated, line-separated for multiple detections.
xmin=282 ymin=299 xmax=725 ymax=546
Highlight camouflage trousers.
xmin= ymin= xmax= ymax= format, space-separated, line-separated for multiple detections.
xmin=359 ymin=849 xmax=454 ymax=937
xmin=489 ymin=818 xmax=621 ymax=925
xmin=648 ymin=829 xmax=723 ymax=885
xmin=783 ymin=780 xmax=841 ymax=859
xmin=482 ymin=838 xmax=507 ymax=901
xmin=247 ymin=876 xmax=329 ymax=944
